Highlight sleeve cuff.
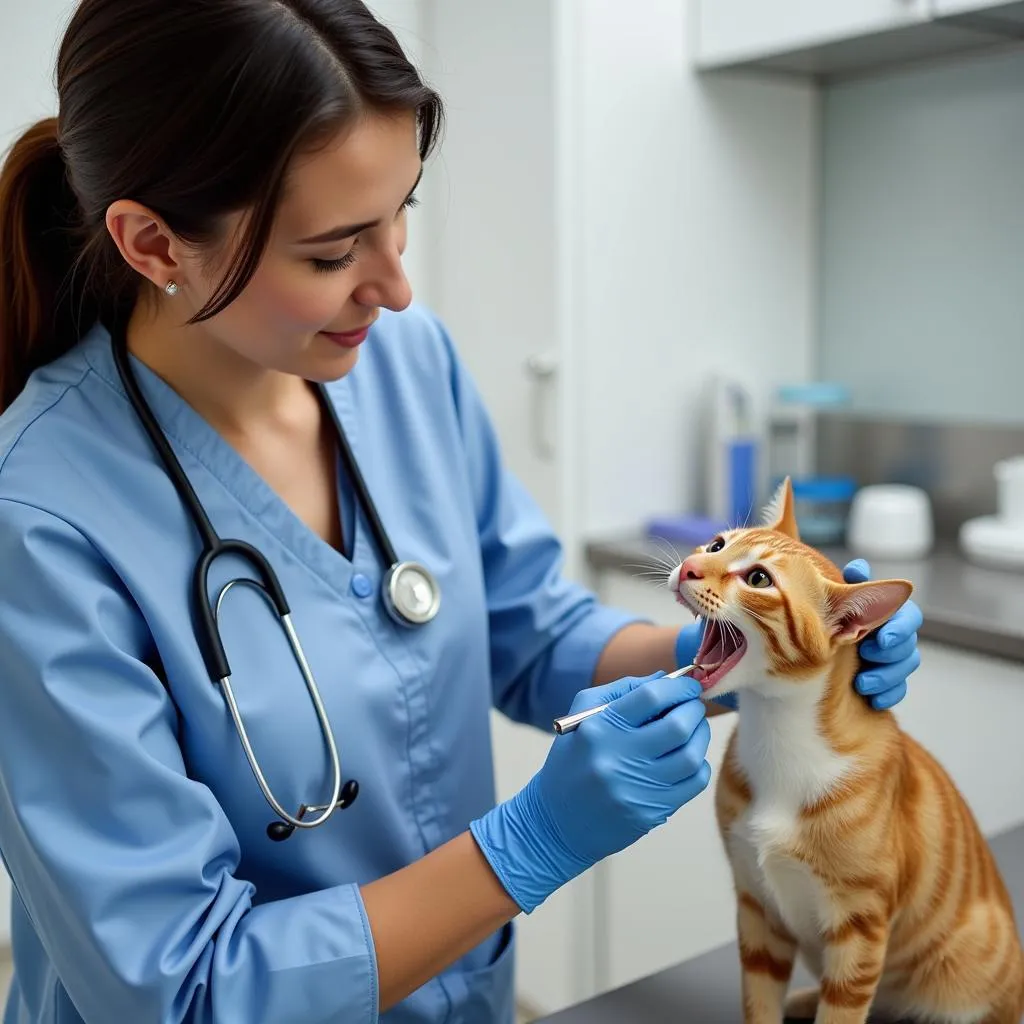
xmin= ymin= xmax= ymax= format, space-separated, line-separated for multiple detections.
xmin=238 ymin=883 xmax=380 ymax=1023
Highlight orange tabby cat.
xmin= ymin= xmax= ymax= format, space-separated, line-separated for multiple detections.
xmin=667 ymin=478 xmax=1023 ymax=1024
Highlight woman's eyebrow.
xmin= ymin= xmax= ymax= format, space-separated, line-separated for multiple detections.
xmin=295 ymin=167 xmax=424 ymax=245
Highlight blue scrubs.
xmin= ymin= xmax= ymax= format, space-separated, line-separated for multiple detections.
xmin=0 ymin=305 xmax=640 ymax=1024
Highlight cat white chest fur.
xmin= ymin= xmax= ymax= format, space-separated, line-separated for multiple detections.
xmin=727 ymin=680 xmax=853 ymax=949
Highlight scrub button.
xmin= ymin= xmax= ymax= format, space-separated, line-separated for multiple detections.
xmin=351 ymin=573 xmax=373 ymax=599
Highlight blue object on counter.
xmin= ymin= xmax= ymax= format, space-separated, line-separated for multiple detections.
xmin=781 ymin=475 xmax=858 ymax=546
xmin=646 ymin=514 xmax=729 ymax=548
xmin=775 ymin=382 xmax=851 ymax=407
xmin=728 ymin=438 xmax=757 ymax=528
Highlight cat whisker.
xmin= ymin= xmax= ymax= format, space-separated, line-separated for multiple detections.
xmin=621 ymin=557 xmax=676 ymax=583
xmin=647 ymin=536 xmax=683 ymax=571
xmin=625 ymin=566 xmax=679 ymax=589
xmin=640 ymin=560 xmax=678 ymax=579
xmin=646 ymin=561 xmax=680 ymax=580
xmin=720 ymin=619 xmax=741 ymax=649
xmin=625 ymin=551 xmax=674 ymax=570
xmin=650 ymin=534 xmax=680 ymax=560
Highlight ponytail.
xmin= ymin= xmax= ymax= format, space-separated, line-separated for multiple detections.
xmin=0 ymin=117 xmax=93 ymax=413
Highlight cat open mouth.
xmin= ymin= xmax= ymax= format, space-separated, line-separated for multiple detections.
xmin=692 ymin=618 xmax=747 ymax=692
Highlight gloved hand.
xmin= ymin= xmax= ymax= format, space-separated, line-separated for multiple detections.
xmin=470 ymin=672 xmax=712 ymax=913
xmin=843 ymin=558 xmax=923 ymax=709
xmin=674 ymin=558 xmax=923 ymax=712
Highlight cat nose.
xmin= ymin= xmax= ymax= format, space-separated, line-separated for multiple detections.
xmin=680 ymin=557 xmax=705 ymax=581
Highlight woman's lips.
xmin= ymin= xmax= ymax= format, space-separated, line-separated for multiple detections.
xmin=320 ymin=325 xmax=371 ymax=348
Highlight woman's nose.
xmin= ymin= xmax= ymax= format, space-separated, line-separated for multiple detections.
xmin=680 ymin=557 xmax=705 ymax=581
xmin=353 ymin=247 xmax=413 ymax=313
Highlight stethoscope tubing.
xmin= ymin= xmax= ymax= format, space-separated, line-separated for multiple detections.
xmin=109 ymin=322 xmax=347 ymax=835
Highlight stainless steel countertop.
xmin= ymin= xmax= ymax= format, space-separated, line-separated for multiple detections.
xmin=584 ymin=534 xmax=1024 ymax=663
xmin=536 ymin=823 xmax=1024 ymax=1023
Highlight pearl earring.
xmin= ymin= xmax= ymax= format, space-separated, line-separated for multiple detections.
xmin=165 ymin=281 xmax=179 ymax=296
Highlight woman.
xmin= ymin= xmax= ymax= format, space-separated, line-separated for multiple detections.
xmin=0 ymin=2 xmax=921 ymax=1021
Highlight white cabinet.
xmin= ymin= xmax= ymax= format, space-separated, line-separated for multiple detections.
xmin=695 ymin=0 xmax=931 ymax=69
xmin=691 ymin=0 xmax=1024 ymax=76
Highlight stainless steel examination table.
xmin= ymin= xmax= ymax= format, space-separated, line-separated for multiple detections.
xmin=537 ymin=823 xmax=1024 ymax=1023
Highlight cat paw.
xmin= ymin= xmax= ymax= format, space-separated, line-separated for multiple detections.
xmin=783 ymin=986 xmax=819 ymax=1021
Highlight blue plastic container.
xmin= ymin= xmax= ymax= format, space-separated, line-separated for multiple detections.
xmin=727 ymin=438 xmax=758 ymax=529
xmin=783 ymin=476 xmax=858 ymax=546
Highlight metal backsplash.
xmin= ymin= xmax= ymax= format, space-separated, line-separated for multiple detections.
xmin=814 ymin=413 xmax=1024 ymax=540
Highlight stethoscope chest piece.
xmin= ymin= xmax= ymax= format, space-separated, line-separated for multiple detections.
xmin=383 ymin=561 xmax=441 ymax=626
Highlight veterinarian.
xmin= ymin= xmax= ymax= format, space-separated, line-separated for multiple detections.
xmin=0 ymin=2 xmax=923 ymax=1021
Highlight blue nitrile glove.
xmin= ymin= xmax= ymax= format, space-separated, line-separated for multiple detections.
xmin=470 ymin=672 xmax=712 ymax=913
xmin=673 ymin=558 xmax=923 ymax=712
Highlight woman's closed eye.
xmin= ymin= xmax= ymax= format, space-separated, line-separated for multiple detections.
xmin=312 ymin=249 xmax=359 ymax=273
xmin=310 ymin=193 xmax=419 ymax=274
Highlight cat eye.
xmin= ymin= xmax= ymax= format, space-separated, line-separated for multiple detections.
xmin=706 ymin=537 xmax=726 ymax=553
xmin=745 ymin=568 xmax=774 ymax=589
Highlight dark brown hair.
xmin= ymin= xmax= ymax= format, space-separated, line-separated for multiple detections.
xmin=0 ymin=0 xmax=443 ymax=411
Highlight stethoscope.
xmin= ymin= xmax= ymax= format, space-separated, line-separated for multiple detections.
xmin=109 ymin=320 xmax=441 ymax=841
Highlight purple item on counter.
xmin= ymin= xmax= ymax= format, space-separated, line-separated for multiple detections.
xmin=645 ymin=514 xmax=729 ymax=548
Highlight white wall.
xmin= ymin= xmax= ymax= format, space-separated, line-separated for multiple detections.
xmin=415 ymin=0 xmax=821 ymax=553
xmin=0 ymin=3 xmax=75 ymax=158
xmin=571 ymin=1 xmax=820 ymax=538
xmin=413 ymin=0 xmax=565 ymax=536
xmin=364 ymin=0 xmax=436 ymax=306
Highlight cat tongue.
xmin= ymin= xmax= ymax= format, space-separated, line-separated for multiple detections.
xmin=693 ymin=618 xmax=741 ymax=690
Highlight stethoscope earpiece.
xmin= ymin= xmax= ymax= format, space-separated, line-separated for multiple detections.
xmin=266 ymin=821 xmax=295 ymax=843
xmin=265 ymin=778 xmax=361 ymax=842
xmin=340 ymin=778 xmax=359 ymax=806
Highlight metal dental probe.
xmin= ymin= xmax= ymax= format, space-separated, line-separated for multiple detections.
xmin=551 ymin=662 xmax=710 ymax=735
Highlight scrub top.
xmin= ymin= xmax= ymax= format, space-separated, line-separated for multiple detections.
xmin=0 ymin=304 xmax=640 ymax=1024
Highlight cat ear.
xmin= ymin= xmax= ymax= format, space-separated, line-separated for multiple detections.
xmin=825 ymin=579 xmax=914 ymax=645
xmin=762 ymin=477 xmax=800 ymax=541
